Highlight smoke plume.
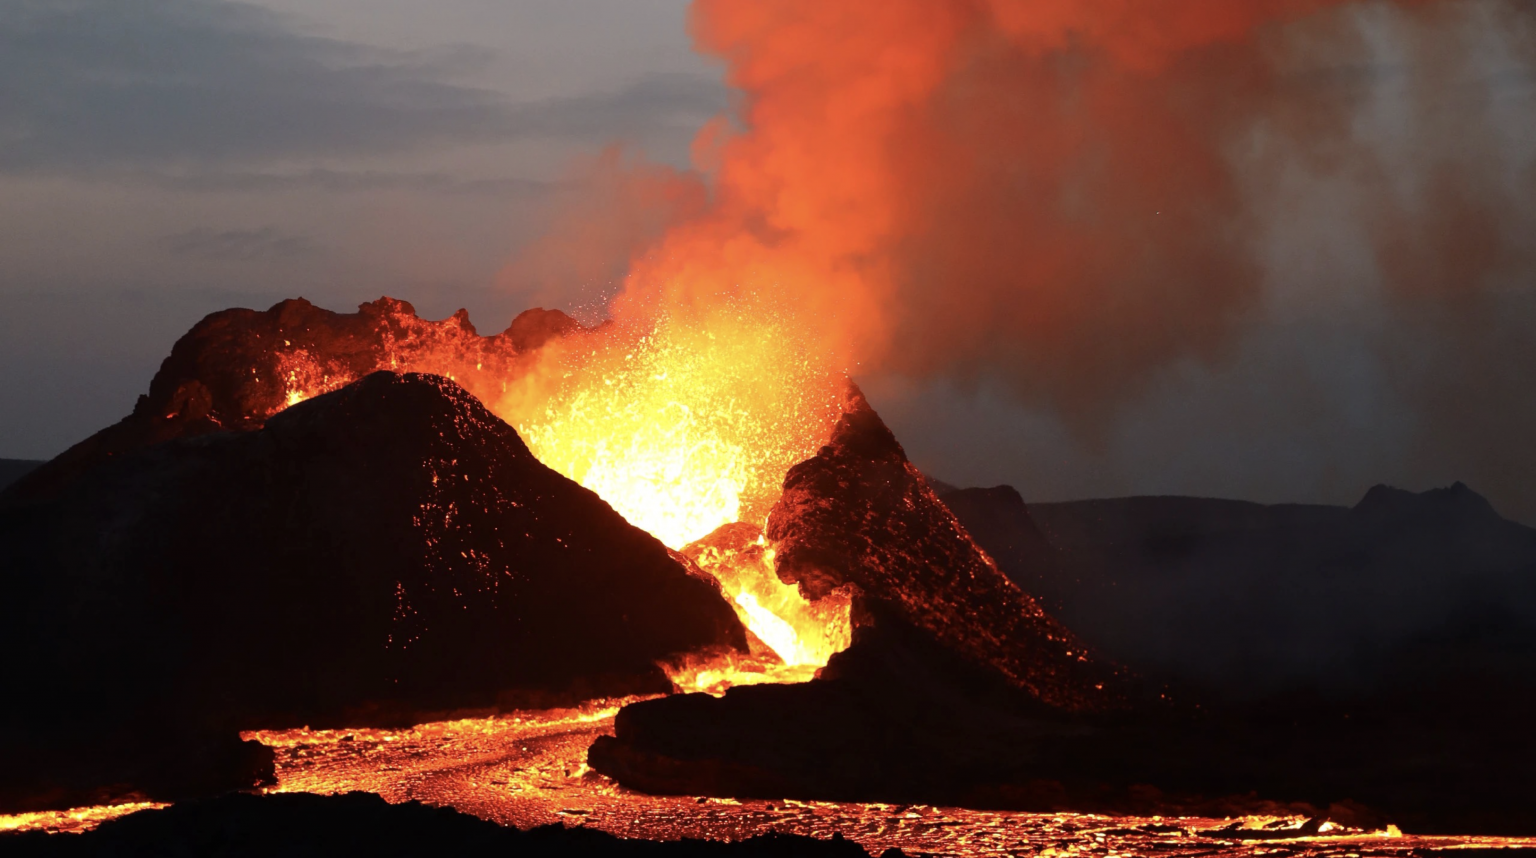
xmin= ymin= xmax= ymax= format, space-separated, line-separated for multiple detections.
xmin=514 ymin=0 xmax=1536 ymax=512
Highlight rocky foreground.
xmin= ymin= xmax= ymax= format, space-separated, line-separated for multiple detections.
xmin=0 ymin=792 xmax=887 ymax=858
xmin=590 ymin=393 xmax=1536 ymax=835
xmin=4 ymin=297 xmax=1533 ymax=835
xmin=0 ymin=372 xmax=746 ymax=812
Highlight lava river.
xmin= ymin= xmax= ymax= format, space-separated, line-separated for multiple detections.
xmin=9 ymin=703 xmax=1533 ymax=857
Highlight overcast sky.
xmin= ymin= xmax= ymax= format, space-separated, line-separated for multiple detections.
xmin=2 ymin=0 xmax=1534 ymax=523
xmin=0 ymin=0 xmax=721 ymax=451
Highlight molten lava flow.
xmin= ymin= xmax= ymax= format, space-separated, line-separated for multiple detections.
xmin=272 ymin=346 xmax=350 ymax=414
xmin=246 ymin=299 xmax=856 ymax=689
xmin=492 ymin=310 xmax=853 ymax=689
xmin=662 ymin=521 xmax=853 ymax=694
xmin=231 ymin=709 xmax=1523 ymax=856
xmin=0 ymin=802 xmax=168 ymax=836
xmin=15 ymin=706 xmax=1531 ymax=851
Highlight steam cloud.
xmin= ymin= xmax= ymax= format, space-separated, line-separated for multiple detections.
xmin=516 ymin=0 xmax=1536 ymax=517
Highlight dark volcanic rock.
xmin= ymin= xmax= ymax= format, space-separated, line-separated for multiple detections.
xmin=0 ymin=791 xmax=887 ymax=858
xmin=994 ymin=486 xmax=1536 ymax=700
xmin=0 ymin=372 xmax=745 ymax=812
xmin=591 ymin=398 xmax=1536 ymax=833
xmin=2 ymin=297 xmax=577 ymax=507
xmin=934 ymin=483 xmax=1536 ymax=833
xmin=591 ymin=385 xmax=1137 ymax=811
xmin=0 ymin=459 xmax=42 ymax=491
xmin=766 ymin=386 xmax=1130 ymax=712
xmin=590 ymin=616 xmax=1115 ymax=809
xmin=936 ymin=485 xmax=1062 ymax=606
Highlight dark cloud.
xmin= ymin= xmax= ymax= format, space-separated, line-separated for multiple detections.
xmin=0 ymin=0 xmax=505 ymax=170
xmin=505 ymin=72 xmax=730 ymax=140
xmin=143 ymin=168 xmax=554 ymax=195
xmin=0 ymin=0 xmax=727 ymax=174
xmin=160 ymin=225 xmax=318 ymax=260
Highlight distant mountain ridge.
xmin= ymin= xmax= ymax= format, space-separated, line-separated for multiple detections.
xmin=0 ymin=460 xmax=41 ymax=491
xmin=939 ymin=482 xmax=1536 ymax=700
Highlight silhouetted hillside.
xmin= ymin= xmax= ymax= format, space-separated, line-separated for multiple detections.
xmin=0 ymin=459 xmax=41 ymax=490
xmin=598 ymin=446 xmax=1536 ymax=832
xmin=935 ymin=485 xmax=1062 ymax=605
xmin=592 ymin=385 xmax=1138 ymax=812
xmin=944 ymin=485 xmax=1536 ymax=700
xmin=0 ymin=372 xmax=744 ymax=813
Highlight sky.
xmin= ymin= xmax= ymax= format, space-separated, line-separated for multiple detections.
xmin=1 ymin=0 xmax=1534 ymax=523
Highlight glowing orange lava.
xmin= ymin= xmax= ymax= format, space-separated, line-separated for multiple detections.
xmin=11 ymin=708 xmax=1510 ymax=853
xmin=10 ymin=706 xmax=1536 ymax=853
xmin=495 ymin=310 xmax=844 ymax=550
xmin=489 ymin=309 xmax=854 ymax=687
xmin=273 ymin=346 xmax=347 ymax=414
xmin=0 ymin=802 xmax=168 ymax=836
xmin=663 ymin=521 xmax=853 ymax=693
xmin=262 ymin=302 xmax=855 ymax=690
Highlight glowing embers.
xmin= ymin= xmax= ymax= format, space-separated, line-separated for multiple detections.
xmin=272 ymin=346 xmax=351 ymax=413
xmin=503 ymin=311 xmax=844 ymax=550
xmin=497 ymin=311 xmax=852 ymax=692
xmin=667 ymin=522 xmax=853 ymax=695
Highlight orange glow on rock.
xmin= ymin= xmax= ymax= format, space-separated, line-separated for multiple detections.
xmin=497 ymin=309 xmax=844 ymax=551
xmin=258 ymin=299 xmax=854 ymax=691
xmin=492 ymin=308 xmax=854 ymax=689
xmin=665 ymin=521 xmax=853 ymax=693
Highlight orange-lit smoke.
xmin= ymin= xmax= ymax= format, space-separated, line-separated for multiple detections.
xmin=495 ymin=308 xmax=845 ymax=550
xmin=487 ymin=0 xmax=1533 ymax=677
xmin=579 ymin=0 xmax=1485 ymax=427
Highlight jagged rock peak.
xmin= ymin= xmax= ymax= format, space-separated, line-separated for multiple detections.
xmin=1352 ymin=481 xmax=1501 ymax=525
xmin=2 ymin=297 xmax=583 ymax=508
xmin=767 ymin=382 xmax=1131 ymax=713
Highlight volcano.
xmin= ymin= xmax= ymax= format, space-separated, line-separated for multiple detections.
xmin=1 ymin=298 xmax=1127 ymax=814
xmin=3 ymin=297 xmax=576 ymax=507
xmin=589 ymin=387 xmax=1137 ymax=806
xmin=4 ymin=298 xmax=1535 ymax=840
xmin=0 ymin=367 xmax=745 ymax=811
